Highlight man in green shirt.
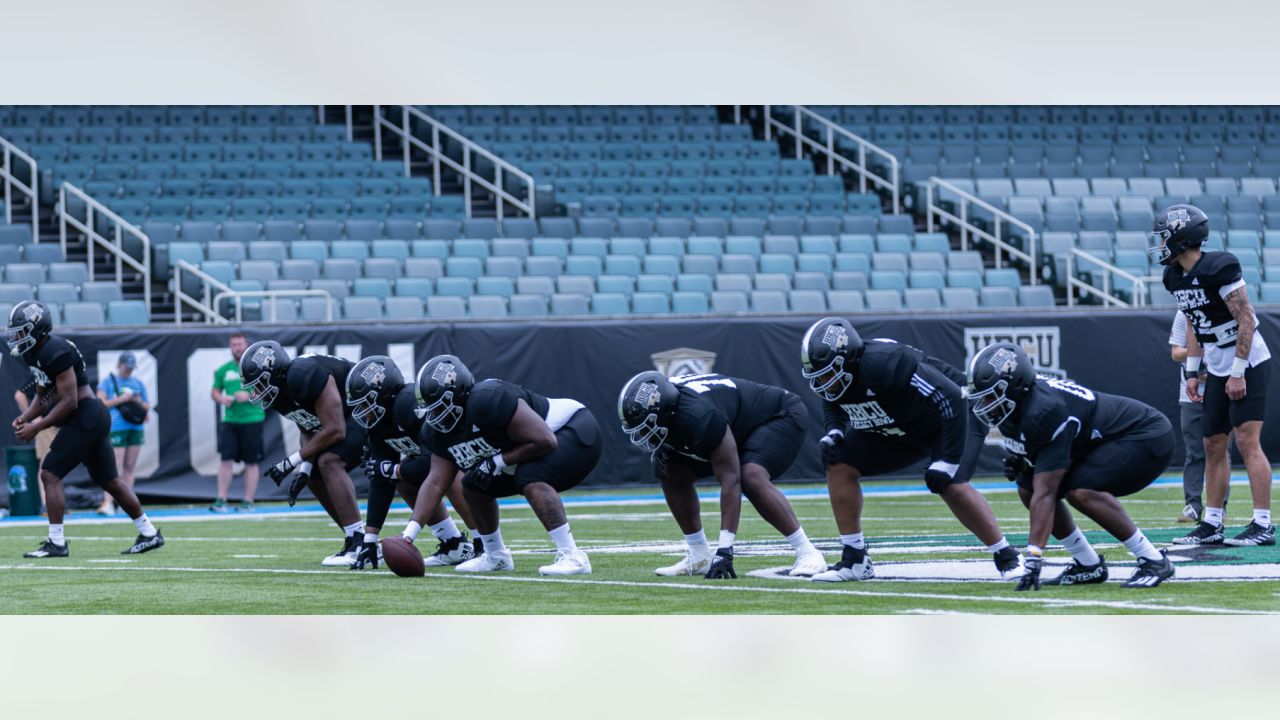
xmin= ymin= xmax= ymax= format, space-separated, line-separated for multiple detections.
xmin=211 ymin=332 xmax=264 ymax=512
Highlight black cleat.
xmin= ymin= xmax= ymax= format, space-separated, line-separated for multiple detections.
xmin=993 ymin=546 xmax=1024 ymax=578
xmin=1122 ymin=550 xmax=1175 ymax=588
xmin=1223 ymin=522 xmax=1276 ymax=547
xmin=1171 ymin=521 xmax=1224 ymax=546
xmin=424 ymin=532 xmax=476 ymax=567
xmin=121 ymin=530 xmax=165 ymax=555
xmin=1044 ymin=555 xmax=1109 ymax=586
xmin=24 ymin=539 xmax=69 ymax=558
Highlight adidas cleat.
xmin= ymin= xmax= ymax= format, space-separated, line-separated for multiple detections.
xmin=1122 ymin=550 xmax=1175 ymax=589
xmin=539 ymin=549 xmax=592 ymax=576
xmin=456 ymin=550 xmax=515 ymax=573
xmin=655 ymin=551 xmax=713 ymax=577
xmin=122 ymin=530 xmax=165 ymax=555
xmin=321 ymin=535 xmax=360 ymax=567
xmin=994 ymin=546 xmax=1025 ymax=579
xmin=1223 ymin=522 xmax=1276 ymax=547
xmin=811 ymin=545 xmax=874 ymax=582
xmin=24 ymin=539 xmax=69 ymax=558
xmin=1044 ymin=555 xmax=1108 ymax=586
xmin=1177 ymin=504 xmax=1201 ymax=524
xmin=1171 ymin=522 xmax=1225 ymax=546
xmin=424 ymin=533 xmax=476 ymax=566
xmin=789 ymin=548 xmax=828 ymax=577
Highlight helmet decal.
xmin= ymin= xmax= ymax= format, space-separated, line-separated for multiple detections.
xmin=821 ymin=324 xmax=847 ymax=351
xmin=360 ymin=361 xmax=386 ymax=386
xmin=21 ymin=304 xmax=43 ymax=323
xmin=250 ymin=344 xmax=275 ymax=370
xmin=1165 ymin=206 xmax=1191 ymax=231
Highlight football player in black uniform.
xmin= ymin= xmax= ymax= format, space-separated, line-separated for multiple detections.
xmin=397 ymin=355 xmax=601 ymax=575
xmin=6 ymin=301 xmax=164 ymax=557
xmin=618 ymin=372 xmax=827 ymax=579
xmin=799 ymin=317 xmax=1021 ymax=582
xmin=969 ymin=342 xmax=1177 ymax=589
xmin=344 ymin=355 xmax=478 ymax=569
xmin=240 ymin=341 xmax=367 ymax=567
xmin=1152 ymin=204 xmax=1274 ymax=547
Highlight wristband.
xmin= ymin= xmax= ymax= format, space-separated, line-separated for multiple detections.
xmin=403 ymin=521 xmax=422 ymax=542
xmin=491 ymin=454 xmax=508 ymax=471
xmin=1025 ymin=544 xmax=1044 ymax=557
xmin=287 ymin=451 xmax=303 ymax=467
xmin=364 ymin=533 xmax=379 ymax=544
xmin=1185 ymin=356 xmax=1201 ymax=374
xmin=298 ymin=461 xmax=313 ymax=477
xmin=1230 ymin=357 xmax=1249 ymax=378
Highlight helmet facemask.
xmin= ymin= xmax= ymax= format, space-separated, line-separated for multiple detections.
xmin=970 ymin=379 xmax=1019 ymax=427
xmin=802 ymin=354 xmax=853 ymax=402
xmin=422 ymin=390 xmax=463 ymax=433
xmin=623 ymin=411 xmax=669 ymax=456
xmin=1147 ymin=227 xmax=1178 ymax=266
xmin=244 ymin=371 xmax=279 ymax=408
xmin=6 ymin=322 xmax=35 ymax=357
xmin=347 ymin=390 xmax=386 ymax=430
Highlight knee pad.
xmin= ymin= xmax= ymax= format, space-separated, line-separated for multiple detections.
xmin=924 ymin=469 xmax=961 ymax=495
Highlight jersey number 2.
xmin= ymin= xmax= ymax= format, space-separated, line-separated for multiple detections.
xmin=1045 ymin=378 xmax=1095 ymax=401
xmin=671 ymin=374 xmax=736 ymax=394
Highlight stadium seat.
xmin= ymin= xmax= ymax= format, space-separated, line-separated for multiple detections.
xmin=106 ymin=300 xmax=148 ymax=325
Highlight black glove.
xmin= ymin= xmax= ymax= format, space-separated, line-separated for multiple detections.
xmin=351 ymin=540 xmax=380 ymax=570
xmin=286 ymin=462 xmax=312 ymax=507
xmin=705 ymin=547 xmax=736 ymax=580
xmin=1003 ymin=454 xmax=1030 ymax=483
xmin=366 ymin=458 xmax=398 ymax=483
xmin=267 ymin=456 xmax=299 ymax=486
xmin=1015 ymin=554 xmax=1042 ymax=592
xmin=819 ymin=429 xmax=846 ymax=464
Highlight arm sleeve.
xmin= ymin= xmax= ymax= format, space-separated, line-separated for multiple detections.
xmin=821 ymin=401 xmax=848 ymax=434
xmin=1169 ymin=311 xmax=1186 ymax=347
xmin=364 ymin=473 xmax=396 ymax=531
xmin=911 ymin=361 xmax=967 ymax=465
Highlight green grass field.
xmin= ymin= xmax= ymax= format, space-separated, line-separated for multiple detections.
xmin=1 ymin=478 xmax=1277 ymax=614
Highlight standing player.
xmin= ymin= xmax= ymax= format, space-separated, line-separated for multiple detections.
xmin=1152 ymin=204 xmax=1274 ymax=546
xmin=344 ymin=355 xmax=478 ymax=569
xmin=398 ymin=355 xmax=601 ymax=576
xmin=798 ymin=317 xmax=1021 ymax=582
xmin=618 ymin=371 xmax=827 ymax=579
xmin=969 ymin=342 xmax=1177 ymax=589
xmin=240 ymin=341 xmax=367 ymax=566
xmin=6 ymin=301 xmax=164 ymax=557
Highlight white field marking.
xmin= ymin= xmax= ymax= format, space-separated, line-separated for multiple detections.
xmin=84 ymin=558 xmax=135 ymax=564
xmin=898 ymin=608 xmax=982 ymax=615
xmin=0 ymin=563 xmax=1266 ymax=614
xmin=748 ymin=561 xmax=1280 ymax=584
xmin=232 ymin=554 xmax=279 ymax=559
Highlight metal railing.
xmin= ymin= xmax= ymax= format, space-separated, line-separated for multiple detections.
xmin=924 ymin=177 xmax=1039 ymax=286
xmin=763 ymin=105 xmax=901 ymax=214
xmin=1 ymin=136 xmax=40 ymax=243
xmin=174 ymin=260 xmax=336 ymax=325
xmin=57 ymin=183 xmax=151 ymax=316
xmin=1064 ymin=248 xmax=1152 ymax=307
xmin=369 ymin=105 xmax=536 ymax=221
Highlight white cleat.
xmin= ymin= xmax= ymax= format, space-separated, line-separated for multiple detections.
xmin=811 ymin=546 xmax=875 ymax=582
xmin=538 ymin=549 xmax=592 ymax=576
xmin=456 ymin=550 xmax=515 ymax=573
xmin=321 ymin=536 xmax=359 ymax=567
xmin=789 ymin=548 xmax=829 ymax=577
xmin=424 ymin=534 xmax=476 ymax=566
xmin=654 ymin=552 xmax=713 ymax=577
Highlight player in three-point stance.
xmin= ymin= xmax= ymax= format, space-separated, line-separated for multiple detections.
xmin=7 ymin=301 xmax=164 ymax=557
xmin=398 ymin=355 xmax=601 ymax=575
xmin=1152 ymin=204 xmax=1274 ymax=547
xmin=344 ymin=355 xmax=478 ymax=569
xmin=618 ymin=371 xmax=827 ymax=580
xmin=799 ymin=317 xmax=1022 ymax=582
xmin=968 ymin=342 xmax=1177 ymax=589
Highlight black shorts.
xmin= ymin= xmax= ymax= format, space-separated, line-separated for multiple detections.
xmin=397 ymin=454 xmax=431 ymax=490
xmin=219 ymin=421 xmax=265 ymax=463
xmin=302 ymin=415 xmax=368 ymax=471
xmin=462 ymin=408 xmax=602 ymax=499
xmin=42 ymin=396 xmax=118 ymax=486
xmin=664 ymin=395 xmax=809 ymax=480
xmin=1202 ymin=360 xmax=1270 ymax=437
xmin=1019 ymin=416 xmax=1175 ymax=499
xmin=824 ymin=414 xmax=984 ymax=488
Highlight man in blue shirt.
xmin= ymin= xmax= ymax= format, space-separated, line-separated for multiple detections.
xmin=95 ymin=351 xmax=150 ymax=515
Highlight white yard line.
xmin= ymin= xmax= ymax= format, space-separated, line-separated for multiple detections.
xmin=0 ymin=563 xmax=1267 ymax=614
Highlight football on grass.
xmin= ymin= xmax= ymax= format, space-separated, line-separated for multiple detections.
xmin=381 ymin=537 xmax=425 ymax=577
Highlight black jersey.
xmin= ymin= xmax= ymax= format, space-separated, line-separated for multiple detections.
xmin=266 ymin=353 xmax=355 ymax=433
xmin=1163 ymin=251 xmax=1244 ymax=349
xmin=662 ymin=374 xmax=795 ymax=462
xmin=422 ymin=379 xmax=552 ymax=469
xmin=821 ymin=340 xmax=969 ymax=464
xmin=19 ymin=335 xmax=90 ymax=393
xmin=997 ymin=377 xmax=1167 ymax=475
xmin=367 ymin=384 xmax=427 ymax=461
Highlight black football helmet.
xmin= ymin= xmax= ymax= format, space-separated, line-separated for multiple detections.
xmin=240 ymin=340 xmax=291 ymax=409
xmin=346 ymin=355 xmax=405 ymax=430
xmin=618 ymin=371 xmax=680 ymax=455
xmin=800 ymin=317 xmax=864 ymax=401
xmin=6 ymin=300 xmax=53 ymax=357
xmin=1148 ymin=204 xmax=1209 ymax=266
xmin=966 ymin=342 xmax=1037 ymax=428
xmin=415 ymin=354 xmax=473 ymax=433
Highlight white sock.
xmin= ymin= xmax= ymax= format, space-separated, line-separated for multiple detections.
xmin=840 ymin=532 xmax=866 ymax=550
xmin=480 ymin=529 xmax=508 ymax=555
xmin=429 ymin=516 xmax=462 ymax=541
xmin=717 ymin=529 xmax=736 ymax=552
xmin=684 ymin=530 xmax=710 ymax=556
xmin=343 ymin=521 xmax=364 ymax=537
xmin=48 ymin=524 xmax=65 ymax=546
xmin=1253 ymin=509 xmax=1272 ymax=527
xmin=133 ymin=514 xmax=157 ymax=538
xmin=402 ymin=521 xmax=422 ymax=542
xmin=986 ymin=537 xmax=1010 ymax=553
xmin=785 ymin=527 xmax=814 ymax=552
xmin=1060 ymin=528 xmax=1101 ymax=565
xmin=1122 ymin=530 xmax=1163 ymax=562
xmin=1204 ymin=506 xmax=1224 ymax=527
xmin=548 ymin=523 xmax=577 ymax=552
